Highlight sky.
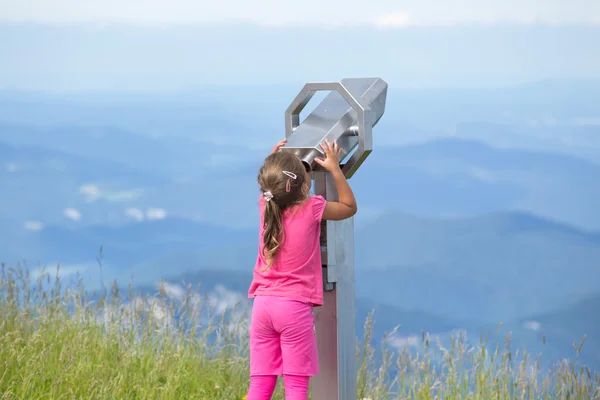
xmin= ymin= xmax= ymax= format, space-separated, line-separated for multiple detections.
xmin=1 ymin=0 xmax=599 ymax=91
xmin=1 ymin=0 xmax=599 ymax=27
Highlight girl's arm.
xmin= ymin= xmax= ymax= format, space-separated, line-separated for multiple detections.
xmin=314 ymin=139 xmax=358 ymax=221
xmin=270 ymin=138 xmax=287 ymax=155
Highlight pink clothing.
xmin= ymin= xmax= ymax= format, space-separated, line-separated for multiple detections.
xmin=249 ymin=295 xmax=319 ymax=376
xmin=247 ymin=194 xmax=326 ymax=390
xmin=247 ymin=375 xmax=277 ymax=400
xmin=247 ymin=374 xmax=310 ymax=400
xmin=248 ymin=194 xmax=327 ymax=306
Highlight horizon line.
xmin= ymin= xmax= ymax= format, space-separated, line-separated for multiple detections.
xmin=1 ymin=19 xmax=600 ymax=30
xmin=1 ymin=77 xmax=599 ymax=95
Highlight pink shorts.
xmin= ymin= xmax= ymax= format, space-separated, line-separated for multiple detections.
xmin=250 ymin=295 xmax=319 ymax=377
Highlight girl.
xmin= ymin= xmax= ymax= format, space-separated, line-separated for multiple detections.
xmin=247 ymin=138 xmax=358 ymax=400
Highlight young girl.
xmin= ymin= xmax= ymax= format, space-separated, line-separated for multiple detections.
xmin=247 ymin=138 xmax=358 ymax=400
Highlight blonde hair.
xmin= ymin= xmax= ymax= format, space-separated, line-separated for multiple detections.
xmin=257 ymin=151 xmax=309 ymax=269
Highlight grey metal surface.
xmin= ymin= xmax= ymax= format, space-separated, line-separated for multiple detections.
xmin=282 ymin=78 xmax=388 ymax=178
xmin=313 ymin=291 xmax=339 ymax=399
xmin=312 ymin=171 xmax=357 ymax=400
xmin=282 ymin=77 xmax=387 ymax=400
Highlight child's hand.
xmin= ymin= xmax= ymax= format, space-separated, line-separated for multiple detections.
xmin=314 ymin=139 xmax=342 ymax=173
xmin=270 ymin=138 xmax=287 ymax=154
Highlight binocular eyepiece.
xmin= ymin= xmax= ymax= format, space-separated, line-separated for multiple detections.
xmin=280 ymin=78 xmax=388 ymax=178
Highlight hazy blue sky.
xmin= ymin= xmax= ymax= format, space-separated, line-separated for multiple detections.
xmin=2 ymin=0 xmax=599 ymax=26
xmin=1 ymin=0 xmax=599 ymax=91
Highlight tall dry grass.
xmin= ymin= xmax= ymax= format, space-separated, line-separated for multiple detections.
xmin=1 ymin=263 xmax=598 ymax=399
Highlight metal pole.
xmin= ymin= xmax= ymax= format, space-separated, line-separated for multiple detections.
xmin=312 ymin=171 xmax=356 ymax=400
xmin=281 ymin=77 xmax=387 ymax=400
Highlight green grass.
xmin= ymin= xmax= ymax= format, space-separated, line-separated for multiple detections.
xmin=1 ymin=263 xmax=599 ymax=399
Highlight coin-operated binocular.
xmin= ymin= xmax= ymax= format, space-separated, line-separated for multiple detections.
xmin=280 ymin=78 xmax=388 ymax=400
xmin=281 ymin=78 xmax=388 ymax=178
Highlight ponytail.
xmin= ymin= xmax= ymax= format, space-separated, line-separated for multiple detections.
xmin=262 ymin=198 xmax=285 ymax=270
xmin=257 ymin=151 xmax=308 ymax=270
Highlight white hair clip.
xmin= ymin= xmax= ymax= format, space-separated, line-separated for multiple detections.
xmin=282 ymin=171 xmax=297 ymax=179
xmin=283 ymin=170 xmax=297 ymax=192
xmin=263 ymin=191 xmax=273 ymax=202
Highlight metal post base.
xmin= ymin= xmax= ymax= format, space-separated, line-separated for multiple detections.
xmin=313 ymin=290 xmax=338 ymax=399
xmin=311 ymin=171 xmax=357 ymax=400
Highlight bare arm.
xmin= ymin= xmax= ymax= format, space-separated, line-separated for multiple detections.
xmin=322 ymin=168 xmax=357 ymax=220
xmin=313 ymin=139 xmax=358 ymax=221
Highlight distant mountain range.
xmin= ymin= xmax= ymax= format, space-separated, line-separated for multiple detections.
xmin=507 ymin=293 xmax=600 ymax=371
xmin=1 ymin=86 xmax=599 ymax=373
xmin=5 ymin=202 xmax=598 ymax=372
xmin=2 ymin=126 xmax=599 ymax=323
xmin=351 ymin=137 xmax=600 ymax=230
xmin=355 ymin=211 xmax=600 ymax=322
xmin=3 ymin=125 xmax=600 ymax=230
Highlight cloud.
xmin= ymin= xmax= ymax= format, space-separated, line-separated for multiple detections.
xmin=79 ymin=184 xmax=102 ymax=202
xmin=31 ymin=262 xmax=92 ymax=279
xmin=64 ymin=207 xmax=82 ymax=221
xmin=387 ymin=330 xmax=469 ymax=351
xmin=468 ymin=166 xmax=497 ymax=183
xmin=0 ymin=0 xmax=598 ymax=27
xmin=79 ymin=184 xmax=143 ymax=203
xmin=388 ymin=334 xmax=421 ymax=349
xmin=125 ymin=207 xmax=145 ymax=221
xmin=207 ymin=284 xmax=246 ymax=315
xmin=99 ymin=296 xmax=175 ymax=332
xmin=146 ymin=207 xmax=167 ymax=220
xmin=94 ymin=282 xmax=250 ymax=335
xmin=104 ymin=189 xmax=144 ymax=202
xmin=523 ymin=320 xmax=542 ymax=331
xmin=6 ymin=163 xmax=18 ymax=172
xmin=375 ymin=12 xmax=411 ymax=28
xmin=23 ymin=220 xmax=44 ymax=231
xmin=160 ymin=282 xmax=187 ymax=302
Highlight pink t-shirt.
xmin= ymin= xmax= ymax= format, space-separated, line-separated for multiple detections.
xmin=248 ymin=194 xmax=327 ymax=307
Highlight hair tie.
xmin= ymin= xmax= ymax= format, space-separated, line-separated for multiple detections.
xmin=283 ymin=171 xmax=297 ymax=192
xmin=263 ymin=191 xmax=273 ymax=202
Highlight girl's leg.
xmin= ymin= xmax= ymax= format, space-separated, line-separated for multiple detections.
xmin=270 ymin=297 xmax=317 ymax=400
xmin=274 ymin=298 xmax=319 ymax=377
xmin=248 ymin=297 xmax=283 ymax=400
xmin=247 ymin=375 xmax=278 ymax=400
xmin=283 ymin=374 xmax=310 ymax=400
